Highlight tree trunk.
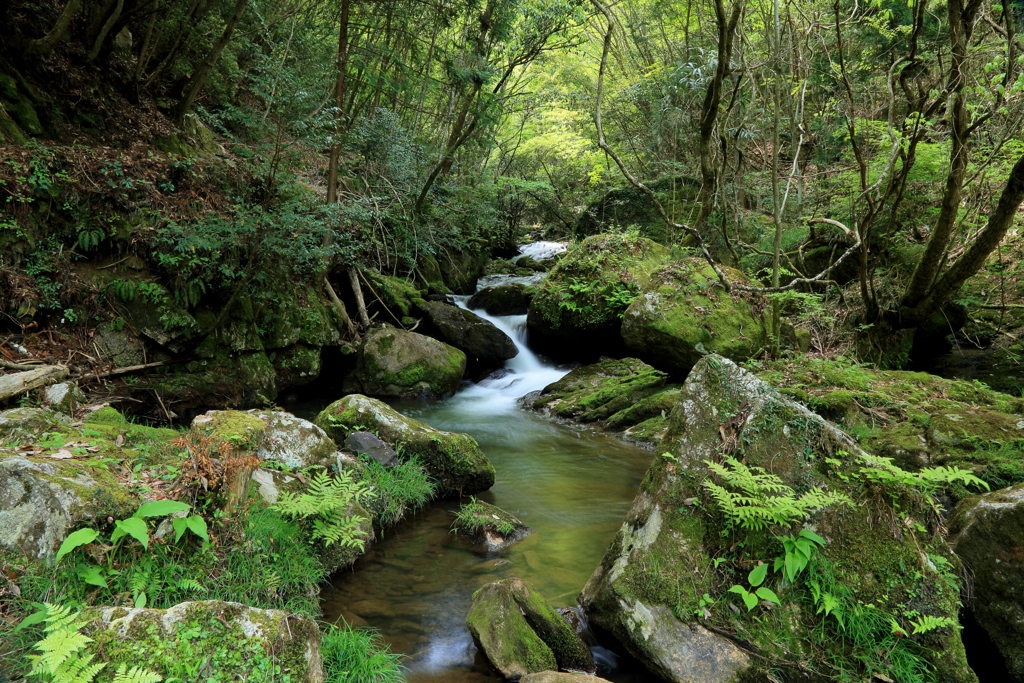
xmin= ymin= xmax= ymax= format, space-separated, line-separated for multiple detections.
xmin=348 ymin=266 xmax=371 ymax=328
xmin=25 ymin=0 xmax=82 ymax=55
xmin=172 ymin=0 xmax=248 ymax=125
xmin=0 ymin=366 xmax=69 ymax=402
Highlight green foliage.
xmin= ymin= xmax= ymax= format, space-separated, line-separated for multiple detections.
xmin=856 ymin=453 xmax=990 ymax=502
xmin=727 ymin=564 xmax=781 ymax=612
xmin=777 ymin=529 xmax=826 ymax=582
xmin=704 ymin=457 xmax=852 ymax=533
xmin=359 ymin=456 xmax=436 ymax=529
xmin=272 ymin=470 xmax=371 ymax=548
xmin=452 ymin=497 xmax=516 ymax=536
xmin=321 ymin=622 xmax=405 ymax=683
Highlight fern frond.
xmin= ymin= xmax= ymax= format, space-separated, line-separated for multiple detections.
xmin=112 ymin=663 xmax=163 ymax=683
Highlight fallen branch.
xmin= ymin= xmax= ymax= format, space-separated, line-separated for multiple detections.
xmin=79 ymin=359 xmax=180 ymax=381
xmin=0 ymin=365 xmax=69 ymax=402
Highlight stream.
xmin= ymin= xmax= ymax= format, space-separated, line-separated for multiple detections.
xmin=302 ymin=252 xmax=654 ymax=682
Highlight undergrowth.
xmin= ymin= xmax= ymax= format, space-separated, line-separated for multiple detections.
xmin=358 ymin=456 xmax=436 ymax=530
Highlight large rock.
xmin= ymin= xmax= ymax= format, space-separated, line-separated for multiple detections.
xmin=85 ymin=601 xmax=323 ymax=682
xmin=580 ymin=355 xmax=974 ymax=683
xmin=419 ymin=300 xmax=518 ymax=362
xmin=531 ymin=358 xmax=667 ymax=423
xmin=527 ymin=234 xmax=671 ymax=359
xmin=574 ymin=176 xmax=700 ymax=244
xmin=468 ymin=283 xmax=533 ymax=316
xmin=621 ymin=259 xmax=766 ymax=375
xmin=316 ymin=394 xmax=495 ymax=495
xmin=452 ymin=499 xmax=533 ymax=551
xmin=343 ymin=326 xmax=466 ymax=398
xmin=520 ymin=674 xmax=613 ymax=683
xmin=343 ymin=431 xmax=399 ymax=467
xmin=950 ymin=484 xmax=1024 ymax=677
xmin=39 ymin=382 xmax=87 ymax=415
xmin=467 ymin=578 xmax=594 ymax=681
xmin=247 ymin=409 xmax=337 ymax=469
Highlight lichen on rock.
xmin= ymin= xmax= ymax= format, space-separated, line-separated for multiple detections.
xmin=343 ymin=326 xmax=467 ymax=399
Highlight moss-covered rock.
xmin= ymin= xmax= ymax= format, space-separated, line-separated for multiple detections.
xmin=468 ymin=283 xmax=533 ymax=316
xmin=574 ymin=177 xmax=699 ymax=243
xmin=343 ymin=326 xmax=466 ymax=399
xmin=247 ymin=409 xmax=338 ymax=469
xmin=0 ymin=74 xmax=42 ymax=137
xmin=439 ymin=247 xmax=490 ymax=294
xmin=0 ymin=407 xmax=181 ymax=559
xmin=581 ymin=355 xmax=975 ymax=683
xmin=154 ymin=113 xmax=221 ymax=157
xmin=526 ymin=234 xmax=671 ymax=358
xmin=621 ymin=259 xmax=766 ymax=375
xmin=271 ymin=343 xmax=322 ymax=387
xmin=452 ymin=499 xmax=533 ymax=551
xmin=520 ymin=674 xmax=613 ymax=683
xmin=189 ymin=410 xmax=268 ymax=453
xmin=316 ymin=394 xmax=494 ymax=495
xmin=532 ymin=358 xmax=667 ymax=423
xmin=364 ymin=272 xmax=425 ymax=319
xmin=145 ymin=350 xmax=279 ymax=412
xmin=755 ymin=356 xmax=1024 ymax=500
xmin=950 ymin=484 xmax=1024 ymax=678
xmin=468 ymin=580 xmax=557 ymax=680
xmin=516 ymin=256 xmax=548 ymax=272
xmin=86 ymin=600 xmax=323 ymax=682
xmin=419 ymin=300 xmax=518 ymax=363
xmin=39 ymin=382 xmax=87 ymax=415
xmin=467 ymin=578 xmax=594 ymax=680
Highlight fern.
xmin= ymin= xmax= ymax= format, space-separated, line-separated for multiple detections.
xmin=704 ymin=457 xmax=852 ymax=532
xmin=909 ymin=614 xmax=957 ymax=635
xmin=858 ymin=453 xmax=989 ymax=501
xmin=272 ymin=470 xmax=371 ymax=549
xmin=111 ymin=664 xmax=162 ymax=683
xmin=28 ymin=603 xmax=106 ymax=683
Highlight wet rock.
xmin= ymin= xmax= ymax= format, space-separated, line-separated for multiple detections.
xmin=467 ymin=578 xmax=594 ymax=681
xmin=343 ymin=326 xmax=467 ymax=399
xmin=468 ymin=283 xmax=533 ymax=316
xmin=520 ymin=673 xmax=613 ymax=683
xmin=419 ymin=300 xmax=518 ymax=362
xmin=344 ymin=431 xmax=399 ymax=467
xmin=532 ymin=358 xmax=667 ymax=423
xmin=527 ymin=234 xmax=670 ymax=359
xmin=85 ymin=601 xmax=323 ymax=682
xmin=247 ymin=409 xmax=337 ymax=469
xmin=580 ymin=355 xmax=973 ymax=683
xmin=316 ymin=394 xmax=495 ymax=495
xmin=950 ymin=484 xmax=1024 ymax=677
xmin=515 ymin=256 xmax=547 ymax=272
xmin=452 ymin=499 xmax=533 ymax=551
xmin=39 ymin=382 xmax=87 ymax=415
xmin=620 ymin=259 xmax=767 ymax=375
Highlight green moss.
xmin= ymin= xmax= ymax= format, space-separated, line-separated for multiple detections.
xmin=605 ymin=385 xmax=682 ymax=430
xmin=190 ymin=410 xmax=267 ymax=451
xmin=346 ymin=327 xmax=466 ymax=399
xmin=466 ymin=581 xmax=558 ymax=677
xmin=533 ymin=357 xmax=668 ymax=422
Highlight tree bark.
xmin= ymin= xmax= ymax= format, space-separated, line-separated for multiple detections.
xmin=86 ymin=0 xmax=124 ymax=62
xmin=348 ymin=266 xmax=370 ymax=328
xmin=172 ymin=0 xmax=249 ymax=125
xmin=25 ymin=0 xmax=82 ymax=55
xmin=0 ymin=366 xmax=69 ymax=402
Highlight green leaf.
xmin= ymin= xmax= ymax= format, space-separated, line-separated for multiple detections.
xmin=742 ymin=591 xmax=758 ymax=611
xmin=755 ymin=587 xmax=781 ymax=604
xmin=799 ymin=529 xmax=826 ymax=546
xmin=134 ymin=500 xmax=190 ymax=518
xmin=134 ymin=591 xmax=147 ymax=608
xmin=80 ymin=565 xmax=108 ymax=588
xmin=14 ymin=607 xmax=47 ymax=632
xmin=748 ymin=563 xmax=768 ymax=587
xmin=113 ymin=517 xmax=150 ymax=549
xmin=172 ymin=517 xmax=188 ymax=543
xmin=728 ymin=584 xmax=748 ymax=595
xmin=55 ymin=528 xmax=100 ymax=564
xmin=185 ymin=515 xmax=209 ymax=543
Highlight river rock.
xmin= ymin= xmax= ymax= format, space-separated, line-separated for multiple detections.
xmin=467 ymin=578 xmax=594 ymax=681
xmin=316 ymin=394 xmax=495 ymax=494
xmin=344 ymin=431 xmax=399 ymax=467
xmin=527 ymin=234 xmax=670 ymax=359
xmin=950 ymin=484 xmax=1024 ymax=677
xmin=39 ymin=382 xmax=87 ymax=415
xmin=419 ymin=300 xmax=518 ymax=362
xmin=468 ymin=283 xmax=533 ymax=316
xmin=520 ymin=674 xmax=613 ymax=683
xmin=531 ymin=358 xmax=667 ymax=423
xmin=515 ymin=256 xmax=547 ymax=272
xmin=343 ymin=326 xmax=467 ymax=399
xmin=85 ymin=600 xmax=324 ymax=682
xmin=452 ymin=500 xmax=533 ymax=551
xmin=580 ymin=355 xmax=974 ymax=683
xmin=245 ymin=409 xmax=338 ymax=469
xmin=620 ymin=259 xmax=767 ymax=375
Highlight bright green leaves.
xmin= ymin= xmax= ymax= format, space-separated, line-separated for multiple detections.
xmin=778 ymin=529 xmax=826 ymax=582
xmin=134 ymin=500 xmax=191 ymax=518
xmin=728 ymin=563 xmax=782 ymax=612
xmin=272 ymin=470 xmax=371 ymax=549
xmin=728 ymin=584 xmax=760 ymax=611
xmin=748 ymin=563 xmax=768 ymax=587
xmin=172 ymin=515 xmax=209 ymax=544
xmin=111 ymin=517 xmax=150 ymax=549
xmin=55 ymin=529 xmax=100 ymax=565
xmin=79 ymin=566 xmax=108 ymax=588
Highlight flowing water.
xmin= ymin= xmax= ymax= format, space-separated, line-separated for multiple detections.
xmin=307 ymin=258 xmax=655 ymax=682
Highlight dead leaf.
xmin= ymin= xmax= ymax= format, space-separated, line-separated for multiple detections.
xmin=50 ymin=449 xmax=74 ymax=459
xmin=115 ymin=434 xmax=125 ymax=446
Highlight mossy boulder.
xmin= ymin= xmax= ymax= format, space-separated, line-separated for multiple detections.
xmin=520 ymin=674 xmax=613 ymax=683
xmin=0 ymin=74 xmax=42 ymax=137
xmin=755 ymin=356 xmax=1024 ymax=500
xmin=94 ymin=321 xmax=148 ymax=368
xmin=950 ymin=484 xmax=1024 ymax=678
xmin=531 ymin=358 xmax=667 ymax=423
xmin=621 ymin=259 xmax=767 ymax=375
xmin=271 ymin=343 xmax=322 ymax=387
xmin=0 ymin=407 xmax=180 ymax=559
xmin=580 ymin=355 xmax=974 ymax=683
xmin=467 ymin=578 xmax=594 ymax=681
xmin=574 ymin=177 xmax=699 ymax=243
xmin=364 ymin=272 xmax=425 ymax=319
xmin=344 ymin=326 xmax=466 ymax=399
xmin=419 ymin=300 xmax=518 ymax=363
xmin=468 ymin=283 xmax=533 ymax=316
xmin=146 ymin=350 xmax=279 ymax=413
xmin=316 ymin=394 xmax=495 ymax=495
xmin=247 ymin=409 xmax=338 ymax=469
xmin=39 ymin=382 xmax=87 ymax=415
xmin=85 ymin=601 xmax=323 ymax=682
xmin=189 ymin=410 xmax=268 ymax=453
xmin=439 ymin=247 xmax=490 ymax=294
xmin=154 ymin=112 xmax=221 ymax=157
xmin=527 ymin=234 xmax=671 ymax=359
xmin=452 ymin=499 xmax=533 ymax=551
xmin=516 ymin=256 xmax=548 ymax=272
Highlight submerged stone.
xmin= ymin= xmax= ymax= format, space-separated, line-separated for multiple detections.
xmin=452 ymin=500 xmax=533 ymax=551
xmin=316 ymin=394 xmax=494 ymax=495
xmin=343 ymin=326 xmax=467 ymax=399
